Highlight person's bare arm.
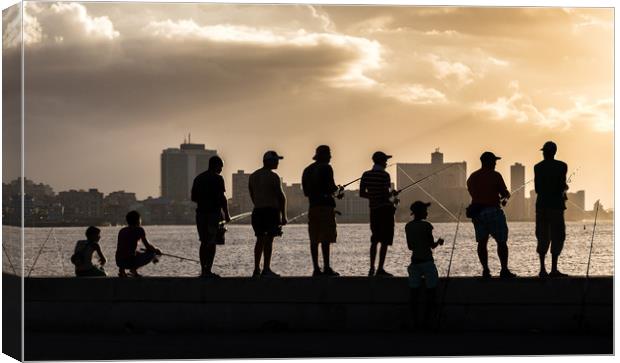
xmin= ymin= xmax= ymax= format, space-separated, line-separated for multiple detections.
xmin=221 ymin=194 xmax=231 ymax=222
xmin=94 ymin=244 xmax=107 ymax=265
xmin=140 ymin=231 xmax=161 ymax=255
xmin=359 ymin=174 xmax=369 ymax=199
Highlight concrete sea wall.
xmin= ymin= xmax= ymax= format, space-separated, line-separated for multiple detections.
xmin=25 ymin=276 xmax=612 ymax=334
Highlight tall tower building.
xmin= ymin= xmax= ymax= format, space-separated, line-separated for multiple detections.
xmin=508 ymin=163 xmax=526 ymax=220
xmin=231 ymin=170 xmax=252 ymax=214
xmin=161 ymin=137 xmax=217 ymax=201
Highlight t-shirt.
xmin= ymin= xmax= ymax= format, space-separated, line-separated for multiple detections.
xmin=360 ymin=167 xmax=392 ymax=209
xmin=467 ymin=168 xmax=508 ymax=207
xmin=249 ymin=167 xmax=284 ymax=209
xmin=191 ymin=171 xmax=226 ymax=213
xmin=405 ymin=220 xmax=435 ymax=263
xmin=116 ymin=226 xmax=145 ymax=260
xmin=301 ymin=162 xmax=338 ymax=208
xmin=534 ymin=159 xmax=568 ymax=210
xmin=73 ymin=240 xmax=98 ymax=271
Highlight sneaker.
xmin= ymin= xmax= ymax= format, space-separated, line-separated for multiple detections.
xmin=538 ymin=270 xmax=549 ymax=278
xmin=549 ymin=270 xmax=568 ymax=278
xmin=368 ymin=267 xmax=375 ymax=277
xmin=500 ymin=269 xmax=517 ymax=279
xmin=261 ymin=269 xmax=280 ymax=278
xmin=376 ymin=269 xmax=393 ymax=277
xmin=323 ymin=267 xmax=340 ymax=277
xmin=482 ymin=268 xmax=492 ymax=279
xmin=252 ymin=269 xmax=261 ymax=278
xmin=312 ymin=268 xmax=323 ymax=277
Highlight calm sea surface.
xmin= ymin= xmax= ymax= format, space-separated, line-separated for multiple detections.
xmin=3 ymin=221 xmax=614 ymax=277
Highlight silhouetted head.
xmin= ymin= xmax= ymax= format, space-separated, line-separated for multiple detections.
xmin=410 ymin=201 xmax=431 ymax=220
xmin=313 ymin=145 xmax=331 ymax=163
xmin=372 ymin=151 xmax=392 ymax=168
xmin=208 ymin=155 xmax=224 ymax=174
xmin=126 ymin=210 xmax=141 ymax=227
xmin=480 ymin=151 xmax=501 ymax=170
xmin=263 ymin=150 xmax=283 ymax=170
xmin=541 ymin=141 xmax=557 ymax=160
xmin=85 ymin=226 xmax=101 ymax=242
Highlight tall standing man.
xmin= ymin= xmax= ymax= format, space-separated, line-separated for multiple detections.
xmin=534 ymin=141 xmax=568 ymax=278
xmin=302 ymin=145 xmax=343 ymax=277
xmin=467 ymin=151 xmax=516 ymax=279
xmin=249 ymin=150 xmax=287 ymax=277
xmin=360 ymin=151 xmax=397 ymax=277
xmin=191 ymin=155 xmax=231 ymax=278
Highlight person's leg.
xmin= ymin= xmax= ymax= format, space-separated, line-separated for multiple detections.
xmin=254 ymin=236 xmax=265 ymax=273
xmin=378 ymin=243 xmax=389 ymax=271
xmin=407 ymin=263 xmax=422 ymax=329
xmin=477 ymin=237 xmax=490 ymax=275
xmin=199 ymin=242 xmax=208 ymax=272
xmin=310 ymin=242 xmax=321 ymax=272
xmin=263 ymin=237 xmax=274 ymax=271
xmin=369 ymin=242 xmax=378 ymax=273
xmin=423 ymin=262 xmax=439 ymax=329
xmin=550 ymin=210 xmax=567 ymax=276
xmin=497 ymin=240 xmax=509 ymax=270
xmin=536 ymin=209 xmax=550 ymax=276
xmin=492 ymin=210 xmax=514 ymax=277
xmin=321 ymin=241 xmax=330 ymax=269
xmin=204 ymin=244 xmax=216 ymax=274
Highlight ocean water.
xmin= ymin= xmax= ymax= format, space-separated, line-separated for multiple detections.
xmin=3 ymin=221 xmax=614 ymax=277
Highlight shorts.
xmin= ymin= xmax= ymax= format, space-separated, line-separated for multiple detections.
xmin=75 ymin=266 xmax=107 ymax=277
xmin=536 ymin=208 xmax=566 ymax=256
xmin=252 ymin=207 xmax=281 ymax=237
xmin=196 ymin=211 xmax=225 ymax=245
xmin=472 ymin=207 xmax=508 ymax=244
xmin=407 ymin=261 xmax=439 ymax=289
xmin=308 ymin=206 xmax=337 ymax=244
xmin=370 ymin=205 xmax=395 ymax=245
xmin=116 ymin=250 xmax=156 ymax=270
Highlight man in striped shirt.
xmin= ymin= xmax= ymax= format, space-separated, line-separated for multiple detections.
xmin=360 ymin=151 xmax=397 ymax=277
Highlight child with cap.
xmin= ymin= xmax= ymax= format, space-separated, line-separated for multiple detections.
xmin=405 ymin=201 xmax=444 ymax=329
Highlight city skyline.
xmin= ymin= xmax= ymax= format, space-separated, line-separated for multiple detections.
xmin=2 ymin=4 xmax=613 ymax=208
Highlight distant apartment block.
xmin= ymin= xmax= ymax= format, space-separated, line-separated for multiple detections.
xmin=58 ymin=189 xmax=104 ymax=224
xmin=231 ymin=170 xmax=252 ymax=215
xmin=161 ymin=139 xmax=217 ymax=201
xmin=506 ymin=163 xmax=526 ymax=221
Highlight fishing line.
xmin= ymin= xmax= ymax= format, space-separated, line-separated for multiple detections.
xmin=396 ymin=165 xmax=459 ymax=221
xmin=161 ymin=252 xmax=200 ymax=264
xmin=579 ymin=200 xmax=600 ymax=330
xmin=437 ymin=204 xmax=464 ymax=331
xmin=2 ymin=243 xmax=17 ymax=275
xmin=52 ymin=230 xmax=67 ymax=276
xmin=27 ymin=228 xmax=55 ymax=277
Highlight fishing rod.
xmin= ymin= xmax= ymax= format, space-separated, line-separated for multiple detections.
xmin=161 ymin=252 xmax=200 ymax=264
xmin=287 ymin=211 xmax=309 ymax=223
xmin=53 ymin=231 xmax=66 ymax=276
xmin=579 ymin=200 xmax=600 ymax=330
xmin=397 ymin=164 xmax=458 ymax=195
xmin=437 ymin=204 xmax=463 ymax=331
xmin=338 ymin=163 xmax=396 ymax=189
xmin=218 ymin=211 xmax=253 ymax=226
xmin=27 ymin=228 xmax=55 ymax=278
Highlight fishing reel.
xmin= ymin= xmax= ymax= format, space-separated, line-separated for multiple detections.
xmin=335 ymin=185 xmax=345 ymax=199
xmin=390 ymin=189 xmax=401 ymax=207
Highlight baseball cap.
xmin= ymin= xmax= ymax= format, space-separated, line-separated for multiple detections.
xmin=372 ymin=151 xmax=393 ymax=163
xmin=480 ymin=151 xmax=501 ymax=162
xmin=263 ymin=150 xmax=284 ymax=161
xmin=540 ymin=141 xmax=557 ymax=153
xmin=313 ymin=145 xmax=331 ymax=160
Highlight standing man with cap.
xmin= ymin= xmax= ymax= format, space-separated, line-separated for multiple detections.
xmin=302 ymin=145 xmax=343 ymax=277
xmin=191 ymin=155 xmax=232 ymax=278
xmin=466 ymin=151 xmax=516 ymax=278
xmin=249 ymin=150 xmax=287 ymax=277
xmin=534 ymin=141 xmax=568 ymax=278
xmin=360 ymin=151 xmax=397 ymax=276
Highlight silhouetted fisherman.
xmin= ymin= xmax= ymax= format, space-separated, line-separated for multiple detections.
xmin=466 ymin=151 xmax=516 ymax=278
xmin=534 ymin=141 xmax=568 ymax=278
xmin=249 ymin=151 xmax=287 ymax=278
xmin=71 ymin=226 xmax=107 ymax=277
xmin=115 ymin=211 xmax=162 ymax=278
xmin=406 ymin=201 xmax=444 ymax=330
xmin=360 ymin=151 xmax=397 ymax=277
xmin=191 ymin=155 xmax=232 ymax=278
xmin=302 ymin=145 xmax=342 ymax=277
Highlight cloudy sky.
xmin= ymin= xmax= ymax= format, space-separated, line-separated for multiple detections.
xmin=2 ymin=3 xmax=614 ymax=208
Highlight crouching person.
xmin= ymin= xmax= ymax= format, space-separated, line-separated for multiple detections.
xmin=71 ymin=226 xmax=107 ymax=277
xmin=406 ymin=201 xmax=444 ymax=330
xmin=115 ymin=211 xmax=162 ymax=277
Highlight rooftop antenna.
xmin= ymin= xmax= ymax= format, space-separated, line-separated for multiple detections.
xmin=183 ymin=135 xmax=187 ymax=144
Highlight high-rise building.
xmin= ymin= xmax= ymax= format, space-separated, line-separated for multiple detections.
xmin=396 ymin=149 xmax=468 ymax=222
xmin=161 ymin=138 xmax=217 ymax=201
xmin=507 ymin=163 xmax=526 ymax=220
xmin=231 ymin=170 xmax=252 ymax=214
